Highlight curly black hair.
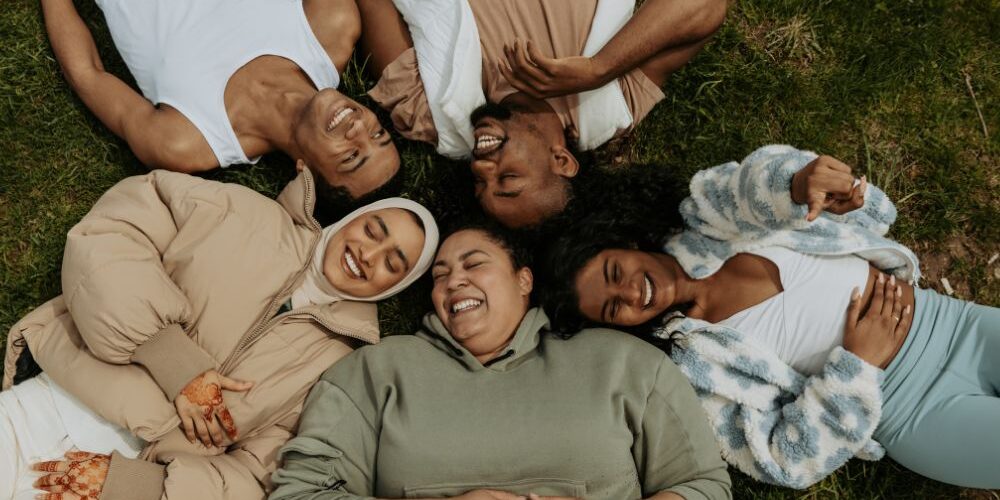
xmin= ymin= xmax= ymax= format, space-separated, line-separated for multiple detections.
xmin=311 ymin=168 xmax=407 ymax=227
xmin=535 ymin=163 xmax=689 ymax=353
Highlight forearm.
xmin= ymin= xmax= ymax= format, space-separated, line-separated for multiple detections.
xmin=41 ymin=0 xmax=106 ymax=78
xmin=591 ymin=0 xmax=725 ymax=84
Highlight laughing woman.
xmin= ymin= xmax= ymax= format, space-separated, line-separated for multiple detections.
xmin=539 ymin=145 xmax=1000 ymax=489
xmin=0 ymin=164 xmax=438 ymax=500
xmin=42 ymin=0 xmax=401 ymax=200
xmin=270 ymin=225 xmax=731 ymax=500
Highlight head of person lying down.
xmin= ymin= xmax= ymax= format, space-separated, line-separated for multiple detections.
xmin=430 ymin=224 xmax=534 ymax=362
xmin=469 ymin=95 xmax=580 ymax=229
xmin=539 ymin=219 xmax=682 ymax=339
xmin=292 ymin=195 xmax=439 ymax=308
xmin=292 ymin=89 xmax=402 ymax=201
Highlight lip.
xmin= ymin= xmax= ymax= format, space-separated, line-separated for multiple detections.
xmin=446 ymin=295 xmax=485 ymax=318
xmin=473 ymin=122 xmax=506 ymax=157
xmin=341 ymin=246 xmax=366 ymax=281
xmin=642 ymin=273 xmax=656 ymax=309
xmin=326 ymin=105 xmax=356 ymax=134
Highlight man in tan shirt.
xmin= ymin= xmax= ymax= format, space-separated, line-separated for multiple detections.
xmin=359 ymin=0 xmax=727 ymax=228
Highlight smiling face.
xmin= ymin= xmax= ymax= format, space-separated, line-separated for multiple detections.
xmin=295 ymin=88 xmax=401 ymax=198
xmin=574 ymin=249 xmax=681 ymax=327
xmin=469 ymin=101 xmax=578 ymax=228
xmin=322 ymin=208 xmax=425 ymax=298
xmin=430 ymin=229 xmax=533 ymax=361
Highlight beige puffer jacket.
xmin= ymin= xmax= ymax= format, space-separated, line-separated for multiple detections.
xmin=2 ymin=169 xmax=380 ymax=500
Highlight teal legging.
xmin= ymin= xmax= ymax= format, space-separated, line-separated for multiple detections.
xmin=874 ymin=288 xmax=1000 ymax=489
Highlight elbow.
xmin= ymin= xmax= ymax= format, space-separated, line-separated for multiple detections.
xmin=140 ymin=139 xmax=217 ymax=174
xmin=687 ymin=0 xmax=728 ymax=41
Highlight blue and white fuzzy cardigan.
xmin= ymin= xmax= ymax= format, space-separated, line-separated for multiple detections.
xmin=660 ymin=145 xmax=921 ymax=489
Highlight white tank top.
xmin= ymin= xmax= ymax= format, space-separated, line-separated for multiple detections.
xmin=96 ymin=0 xmax=341 ymax=167
xmin=716 ymin=247 xmax=870 ymax=375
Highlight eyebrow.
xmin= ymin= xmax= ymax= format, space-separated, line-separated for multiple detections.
xmin=493 ymin=190 xmax=522 ymax=198
xmin=375 ymin=215 xmax=389 ymax=237
xmin=600 ymin=259 xmax=610 ymax=322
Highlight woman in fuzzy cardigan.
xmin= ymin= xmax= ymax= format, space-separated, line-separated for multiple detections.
xmin=538 ymin=145 xmax=999 ymax=489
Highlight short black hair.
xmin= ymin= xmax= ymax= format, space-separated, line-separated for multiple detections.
xmin=443 ymin=220 xmax=532 ymax=271
xmin=312 ymin=169 xmax=406 ymax=227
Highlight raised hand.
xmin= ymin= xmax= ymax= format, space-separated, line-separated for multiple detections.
xmin=175 ymin=369 xmax=253 ymax=447
xmin=842 ymin=273 xmax=912 ymax=368
xmin=790 ymin=155 xmax=867 ymax=221
xmin=498 ymin=39 xmax=605 ymax=99
xmin=32 ymin=451 xmax=109 ymax=500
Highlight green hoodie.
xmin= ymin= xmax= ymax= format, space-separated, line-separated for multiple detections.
xmin=270 ymin=308 xmax=731 ymax=500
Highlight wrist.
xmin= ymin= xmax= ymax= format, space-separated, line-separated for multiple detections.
xmin=790 ymin=170 xmax=808 ymax=205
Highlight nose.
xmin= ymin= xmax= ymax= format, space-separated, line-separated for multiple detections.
xmin=621 ymin=278 xmax=643 ymax=307
xmin=344 ymin=118 xmax=366 ymax=140
xmin=446 ymin=268 xmax=469 ymax=291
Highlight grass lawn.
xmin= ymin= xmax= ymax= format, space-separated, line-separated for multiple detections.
xmin=1 ymin=0 xmax=998 ymax=497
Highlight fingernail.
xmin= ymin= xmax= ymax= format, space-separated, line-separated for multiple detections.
xmin=851 ymin=287 xmax=860 ymax=300
xmin=889 ymin=275 xmax=896 ymax=286
xmin=878 ymin=273 xmax=885 ymax=283
xmin=896 ymin=286 xmax=902 ymax=295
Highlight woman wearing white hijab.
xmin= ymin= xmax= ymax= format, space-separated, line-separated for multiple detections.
xmin=0 ymin=168 xmax=438 ymax=500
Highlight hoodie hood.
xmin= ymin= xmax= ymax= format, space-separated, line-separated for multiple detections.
xmin=417 ymin=307 xmax=550 ymax=372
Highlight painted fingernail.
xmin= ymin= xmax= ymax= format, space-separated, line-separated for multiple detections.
xmin=896 ymin=286 xmax=902 ymax=295
xmin=878 ymin=273 xmax=885 ymax=283
xmin=852 ymin=287 xmax=861 ymax=300
xmin=905 ymin=305 xmax=911 ymax=314
xmin=889 ymin=275 xmax=896 ymax=286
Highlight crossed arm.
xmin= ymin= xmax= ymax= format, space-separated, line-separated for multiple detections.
xmin=41 ymin=0 xmax=217 ymax=172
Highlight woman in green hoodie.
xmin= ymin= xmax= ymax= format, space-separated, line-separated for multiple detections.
xmin=269 ymin=224 xmax=732 ymax=500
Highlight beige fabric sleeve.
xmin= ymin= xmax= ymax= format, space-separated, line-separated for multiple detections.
xmin=60 ymin=172 xmax=217 ymax=397
xmin=101 ymin=451 xmax=166 ymax=500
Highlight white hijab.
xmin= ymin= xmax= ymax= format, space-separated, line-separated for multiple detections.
xmin=290 ymin=198 xmax=439 ymax=308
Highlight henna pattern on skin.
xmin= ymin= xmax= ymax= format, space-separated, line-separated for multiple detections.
xmin=180 ymin=373 xmax=237 ymax=440
xmin=33 ymin=452 xmax=109 ymax=499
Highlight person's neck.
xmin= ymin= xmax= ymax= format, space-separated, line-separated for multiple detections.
xmin=228 ymin=64 xmax=316 ymax=158
xmin=654 ymin=252 xmax=712 ymax=318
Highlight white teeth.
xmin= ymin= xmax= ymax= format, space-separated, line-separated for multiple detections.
xmin=643 ymin=276 xmax=653 ymax=307
xmin=475 ymin=135 xmax=502 ymax=152
xmin=451 ymin=299 xmax=482 ymax=314
xmin=345 ymin=250 xmax=363 ymax=279
xmin=327 ymin=107 xmax=355 ymax=131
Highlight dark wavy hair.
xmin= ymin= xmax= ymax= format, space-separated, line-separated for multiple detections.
xmin=311 ymin=168 xmax=407 ymax=227
xmin=537 ymin=191 xmax=687 ymax=353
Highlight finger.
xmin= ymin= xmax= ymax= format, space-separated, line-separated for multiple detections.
xmin=218 ymin=375 xmax=254 ymax=392
xmin=32 ymin=461 xmax=69 ymax=473
xmin=819 ymin=155 xmax=853 ymax=174
xmin=193 ymin=415 xmax=213 ymax=447
xmin=34 ymin=474 xmax=67 ymax=488
xmin=869 ymin=273 xmax=886 ymax=317
xmin=890 ymin=283 xmax=903 ymax=323
xmin=845 ymin=287 xmax=862 ymax=327
xmin=511 ymin=41 xmax=550 ymax=88
xmin=806 ymin=193 xmax=825 ymax=221
xmin=35 ymin=494 xmax=64 ymax=500
xmin=181 ymin=415 xmax=198 ymax=443
xmin=63 ymin=451 xmax=95 ymax=461
xmin=525 ymin=40 xmax=555 ymax=76
xmin=881 ymin=274 xmax=897 ymax=316
xmin=218 ymin=407 xmax=239 ymax=441
xmin=820 ymin=171 xmax=857 ymax=200
xmin=894 ymin=304 xmax=913 ymax=337
xmin=499 ymin=60 xmax=544 ymax=100
xmin=206 ymin=412 xmax=226 ymax=447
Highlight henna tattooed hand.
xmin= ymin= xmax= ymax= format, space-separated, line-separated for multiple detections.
xmin=175 ymin=369 xmax=253 ymax=447
xmin=32 ymin=451 xmax=109 ymax=500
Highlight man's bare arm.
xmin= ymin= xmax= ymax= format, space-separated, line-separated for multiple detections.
xmin=500 ymin=0 xmax=726 ymax=98
xmin=41 ymin=0 xmax=216 ymax=171
xmin=355 ymin=0 xmax=413 ymax=78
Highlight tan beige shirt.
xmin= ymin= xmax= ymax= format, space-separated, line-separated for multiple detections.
xmin=369 ymin=0 xmax=665 ymax=145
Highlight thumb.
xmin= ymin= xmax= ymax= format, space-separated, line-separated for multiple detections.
xmin=218 ymin=375 xmax=254 ymax=392
xmin=845 ymin=287 xmax=862 ymax=327
xmin=806 ymin=194 xmax=825 ymax=221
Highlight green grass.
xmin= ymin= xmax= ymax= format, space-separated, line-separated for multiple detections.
xmin=2 ymin=0 xmax=998 ymax=497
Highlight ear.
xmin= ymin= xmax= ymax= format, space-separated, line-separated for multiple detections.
xmin=516 ymin=266 xmax=534 ymax=296
xmin=295 ymin=159 xmax=307 ymax=173
xmin=549 ymin=145 xmax=580 ymax=179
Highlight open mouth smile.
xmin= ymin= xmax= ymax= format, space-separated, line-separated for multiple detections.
xmin=449 ymin=298 xmax=483 ymax=317
xmin=642 ymin=274 xmax=655 ymax=308
xmin=343 ymin=248 xmax=366 ymax=280
xmin=327 ymin=107 xmax=355 ymax=132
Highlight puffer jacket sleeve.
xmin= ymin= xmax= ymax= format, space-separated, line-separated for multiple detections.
xmin=679 ymin=145 xmax=897 ymax=241
xmin=636 ymin=358 xmax=732 ymax=500
xmin=671 ymin=329 xmax=885 ymax=489
xmin=61 ymin=171 xmax=218 ymax=400
xmin=100 ymin=419 xmax=296 ymax=500
xmin=269 ymin=378 xmax=378 ymax=500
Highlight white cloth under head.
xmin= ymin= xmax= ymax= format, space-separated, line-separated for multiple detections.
xmin=290 ymin=198 xmax=439 ymax=308
xmin=0 ymin=374 xmax=143 ymax=500
xmin=391 ymin=0 xmax=636 ymax=159
xmin=716 ymin=246 xmax=870 ymax=375
xmin=96 ymin=0 xmax=340 ymax=167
